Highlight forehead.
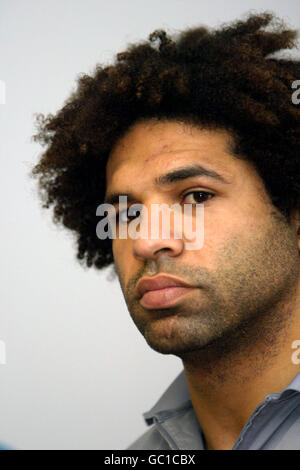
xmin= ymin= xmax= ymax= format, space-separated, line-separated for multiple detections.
xmin=106 ymin=120 xmax=237 ymax=187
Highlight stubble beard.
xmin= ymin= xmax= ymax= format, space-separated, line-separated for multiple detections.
xmin=119 ymin=208 xmax=300 ymax=382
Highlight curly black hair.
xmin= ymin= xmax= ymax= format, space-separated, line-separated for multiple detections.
xmin=29 ymin=11 xmax=300 ymax=270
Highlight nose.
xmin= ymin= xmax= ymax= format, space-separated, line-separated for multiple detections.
xmin=133 ymin=236 xmax=184 ymax=261
xmin=132 ymin=204 xmax=184 ymax=261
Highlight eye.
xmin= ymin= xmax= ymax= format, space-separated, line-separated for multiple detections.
xmin=183 ymin=190 xmax=214 ymax=204
xmin=116 ymin=208 xmax=141 ymax=224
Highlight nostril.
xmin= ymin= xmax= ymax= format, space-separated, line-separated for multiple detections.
xmin=154 ymin=247 xmax=171 ymax=255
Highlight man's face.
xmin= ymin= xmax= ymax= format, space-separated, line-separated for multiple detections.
xmin=105 ymin=120 xmax=299 ymax=357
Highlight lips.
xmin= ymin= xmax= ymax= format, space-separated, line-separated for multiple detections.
xmin=135 ymin=274 xmax=196 ymax=309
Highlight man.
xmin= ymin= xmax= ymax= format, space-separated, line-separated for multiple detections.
xmin=30 ymin=12 xmax=300 ymax=449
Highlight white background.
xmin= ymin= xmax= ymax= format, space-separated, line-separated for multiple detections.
xmin=1 ymin=0 xmax=299 ymax=450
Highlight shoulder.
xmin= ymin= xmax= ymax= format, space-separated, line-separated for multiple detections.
xmin=126 ymin=424 xmax=171 ymax=450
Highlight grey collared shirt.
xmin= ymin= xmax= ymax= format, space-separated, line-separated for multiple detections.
xmin=127 ymin=370 xmax=300 ymax=450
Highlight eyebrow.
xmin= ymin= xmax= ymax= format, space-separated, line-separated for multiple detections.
xmin=104 ymin=163 xmax=231 ymax=206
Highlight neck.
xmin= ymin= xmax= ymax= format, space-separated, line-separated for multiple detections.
xmin=181 ymin=287 xmax=300 ymax=450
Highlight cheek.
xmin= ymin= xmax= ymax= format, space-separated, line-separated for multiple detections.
xmin=194 ymin=208 xmax=245 ymax=268
xmin=112 ymin=239 xmax=121 ymax=267
xmin=112 ymin=239 xmax=133 ymax=277
xmin=203 ymin=211 xmax=232 ymax=244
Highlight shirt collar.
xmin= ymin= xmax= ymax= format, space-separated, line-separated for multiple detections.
xmin=143 ymin=370 xmax=190 ymax=425
xmin=279 ymin=370 xmax=300 ymax=396
xmin=143 ymin=369 xmax=300 ymax=425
